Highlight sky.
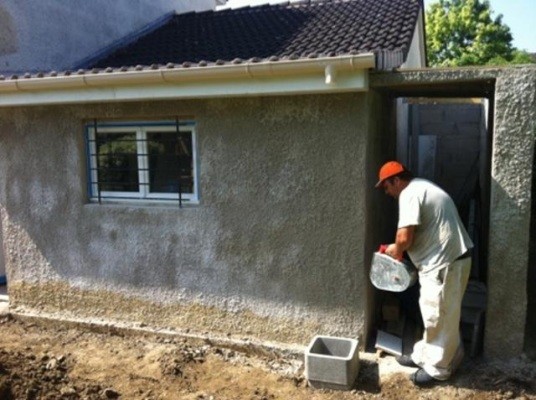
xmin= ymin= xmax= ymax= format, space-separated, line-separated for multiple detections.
xmin=219 ymin=0 xmax=536 ymax=52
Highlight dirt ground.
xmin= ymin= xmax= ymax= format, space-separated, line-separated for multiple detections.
xmin=0 ymin=313 xmax=535 ymax=400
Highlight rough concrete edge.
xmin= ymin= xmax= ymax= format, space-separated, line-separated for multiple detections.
xmin=7 ymin=308 xmax=306 ymax=361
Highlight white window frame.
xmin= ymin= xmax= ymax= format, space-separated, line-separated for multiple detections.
xmin=86 ymin=121 xmax=198 ymax=204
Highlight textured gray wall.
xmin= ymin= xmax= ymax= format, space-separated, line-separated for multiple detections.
xmin=0 ymin=93 xmax=371 ymax=346
xmin=0 ymin=0 xmax=216 ymax=74
xmin=371 ymin=65 xmax=536 ymax=358
xmin=486 ymin=68 xmax=536 ymax=356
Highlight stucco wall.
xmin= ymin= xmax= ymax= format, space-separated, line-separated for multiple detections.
xmin=0 ymin=0 xmax=216 ymax=74
xmin=486 ymin=67 xmax=536 ymax=356
xmin=0 ymin=93 xmax=371 ymax=346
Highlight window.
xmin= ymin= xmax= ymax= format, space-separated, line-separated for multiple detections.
xmin=86 ymin=120 xmax=198 ymax=205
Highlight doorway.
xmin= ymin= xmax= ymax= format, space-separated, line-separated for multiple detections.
xmin=396 ymin=97 xmax=489 ymax=283
xmin=391 ymin=97 xmax=490 ymax=357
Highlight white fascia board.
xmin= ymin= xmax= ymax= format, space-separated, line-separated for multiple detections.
xmin=0 ymin=70 xmax=369 ymax=106
xmin=0 ymin=54 xmax=375 ymax=106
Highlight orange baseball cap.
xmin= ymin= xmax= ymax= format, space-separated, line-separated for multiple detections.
xmin=375 ymin=161 xmax=406 ymax=188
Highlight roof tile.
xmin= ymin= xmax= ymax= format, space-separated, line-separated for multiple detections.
xmin=89 ymin=0 xmax=421 ymax=70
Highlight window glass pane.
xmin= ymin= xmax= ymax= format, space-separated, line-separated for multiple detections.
xmin=147 ymin=131 xmax=193 ymax=194
xmin=96 ymin=132 xmax=139 ymax=192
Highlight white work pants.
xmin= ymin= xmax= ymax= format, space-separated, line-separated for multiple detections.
xmin=411 ymin=257 xmax=471 ymax=380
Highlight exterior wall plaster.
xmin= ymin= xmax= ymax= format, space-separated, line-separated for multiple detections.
xmin=486 ymin=68 xmax=536 ymax=356
xmin=0 ymin=94 xmax=371 ymax=347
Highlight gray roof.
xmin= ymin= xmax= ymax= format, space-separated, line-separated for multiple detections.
xmin=0 ymin=0 xmax=422 ymax=81
xmin=89 ymin=0 xmax=422 ymax=71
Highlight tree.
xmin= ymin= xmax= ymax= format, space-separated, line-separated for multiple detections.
xmin=425 ymin=0 xmax=533 ymax=67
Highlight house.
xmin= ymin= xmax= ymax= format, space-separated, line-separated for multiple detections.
xmin=0 ymin=0 xmax=534 ymax=360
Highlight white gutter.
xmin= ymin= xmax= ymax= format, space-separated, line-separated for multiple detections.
xmin=0 ymin=53 xmax=376 ymax=106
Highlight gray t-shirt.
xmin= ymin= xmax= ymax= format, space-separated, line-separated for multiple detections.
xmin=398 ymin=178 xmax=473 ymax=273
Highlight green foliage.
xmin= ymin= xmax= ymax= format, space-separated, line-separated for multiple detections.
xmin=425 ymin=0 xmax=534 ymax=67
xmin=509 ymin=50 xmax=536 ymax=65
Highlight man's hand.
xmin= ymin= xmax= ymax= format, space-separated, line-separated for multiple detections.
xmin=385 ymin=226 xmax=415 ymax=261
xmin=385 ymin=243 xmax=403 ymax=260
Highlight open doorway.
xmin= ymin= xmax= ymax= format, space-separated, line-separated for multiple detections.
xmin=374 ymin=97 xmax=491 ymax=358
xmin=396 ymin=97 xmax=489 ymax=283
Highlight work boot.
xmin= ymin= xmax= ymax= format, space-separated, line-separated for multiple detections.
xmin=395 ymin=355 xmax=418 ymax=368
xmin=410 ymin=369 xmax=437 ymax=386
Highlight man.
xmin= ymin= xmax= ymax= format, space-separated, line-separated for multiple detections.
xmin=376 ymin=161 xmax=473 ymax=386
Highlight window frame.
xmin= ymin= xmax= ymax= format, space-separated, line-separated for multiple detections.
xmin=86 ymin=120 xmax=199 ymax=205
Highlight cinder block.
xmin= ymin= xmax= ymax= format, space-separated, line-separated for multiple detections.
xmin=305 ymin=335 xmax=359 ymax=391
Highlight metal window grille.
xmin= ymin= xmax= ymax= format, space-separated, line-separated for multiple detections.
xmin=86 ymin=119 xmax=197 ymax=207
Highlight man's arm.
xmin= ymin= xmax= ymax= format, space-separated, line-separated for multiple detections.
xmin=385 ymin=225 xmax=415 ymax=260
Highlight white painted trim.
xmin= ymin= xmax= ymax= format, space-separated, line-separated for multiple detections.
xmin=0 ymin=54 xmax=375 ymax=106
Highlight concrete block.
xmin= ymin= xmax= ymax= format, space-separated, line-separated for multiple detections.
xmin=305 ymin=335 xmax=359 ymax=391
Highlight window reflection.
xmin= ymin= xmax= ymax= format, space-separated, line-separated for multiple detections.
xmin=147 ymin=131 xmax=193 ymax=194
xmin=96 ymin=132 xmax=139 ymax=192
